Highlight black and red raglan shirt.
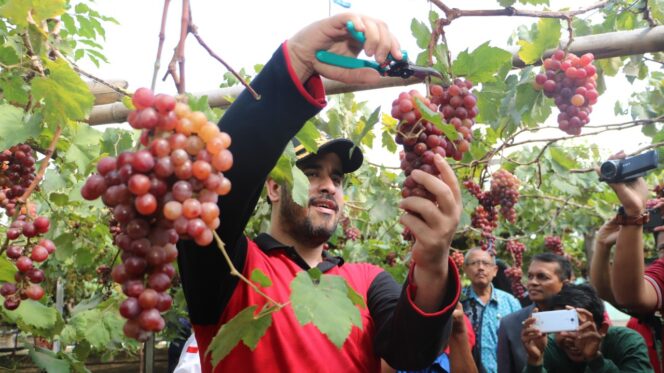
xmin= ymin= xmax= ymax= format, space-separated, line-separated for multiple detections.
xmin=177 ymin=42 xmax=461 ymax=373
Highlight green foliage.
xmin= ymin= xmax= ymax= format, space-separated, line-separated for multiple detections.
xmin=451 ymin=42 xmax=513 ymax=83
xmin=517 ymin=18 xmax=561 ymax=64
xmin=31 ymin=58 xmax=95 ymax=124
xmin=0 ymin=104 xmax=41 ymax=149
xmin=290 ymin=268 xmax=364 ymax=348
xmin=207 ymin=305 xmax=273 ymax=366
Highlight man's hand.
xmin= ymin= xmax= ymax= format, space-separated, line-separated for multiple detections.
xmin=287 ymin=13 xmax=402 ymax=84
xmin=595 ymin=219 xmax=620 ymax=249
xmin=603 ymin=151 xmax=649 ymax=216
xmin=573 ymin=308 xmax=603 ymax=361
xmin=521 ymin=314 xmax=547 ymax=366
xmin=400 ymin=154 xmax=462 ymax=280
xmin=451 ymin=302 xmax=466 ymax=336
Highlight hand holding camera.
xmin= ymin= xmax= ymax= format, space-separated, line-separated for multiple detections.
xmin=601 ymin=150 xmax=658 ymax=217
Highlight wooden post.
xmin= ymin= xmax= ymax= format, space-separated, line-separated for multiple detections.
xmin=87 ymin=26 xmax=664 ymax=126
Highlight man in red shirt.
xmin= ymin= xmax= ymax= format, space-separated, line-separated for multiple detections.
xmin=177 ymin=13 xmax=462 ymax=373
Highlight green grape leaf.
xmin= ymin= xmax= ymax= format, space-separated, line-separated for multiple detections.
xmin=0 ymin=104 xmax=42 ymax=150
xmin=76 ymin=310 xmax=111 ymax=350
xmin=354 ymin=106 xmax=381 ymax=147
xmin=498 ymin=0 xmax=516 ymax=6
xmin=1 ymin=298 xmax=64 ymax=337
xmin=33 ymin=0 xmax=67 ymax=23
xmin=410 ymin=18 xmax=430 ymax=49
xmin=250 ymin=269 xmax=273 ymax=288
xmin=381 ymin=131 xmax=397 ymax=153
xmin=0 ymin=74 xmax=29 ymax=105
xmin=652 ymin=0 xmax=664 ymax=23
xmin=549 ymin=147 xmax=580 ymax=170
xmin=31 ymin=59 xmax=95 ymax=124
xmin=0 ymin=45 xmax=19 ymax=65
xmin=0 ymin=256 xmax=17 ymax=283
xmin=207 ymin=305 xmax=273 ymax=367
xmin=414 ymin=98 xmax=458 ymax=141
xmin=290 ymin=269 xmax=363 ymax=348
xmin=291 ymin=165 xmax=310 ymax=207
xmin=295 ymin=121 xmax=321 ymax=153
xmin=451 ymin=42 xmax=513 ymax=83
xmin=63 ymin=122 xmax=103 ymax=173
xmin=28 ymin=347 xmax=72 ymax=373
xmin=517 ymin=18 xmax=561 ymax=65
xmin=270 ymin=154 xmax=294 ymax=186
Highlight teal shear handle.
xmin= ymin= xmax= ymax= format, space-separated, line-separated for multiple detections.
xmin=315 ymin=21 xmax=407 ymax=75
xmin=316 ymin=21 xmax=442 ymax=79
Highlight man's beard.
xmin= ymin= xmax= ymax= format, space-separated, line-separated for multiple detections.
xmin=279 ymin=189 xmax=339 ymax=247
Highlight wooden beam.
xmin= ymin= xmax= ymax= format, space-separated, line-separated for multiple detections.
xmin=88 ymin=26 xmax=664 ymax=126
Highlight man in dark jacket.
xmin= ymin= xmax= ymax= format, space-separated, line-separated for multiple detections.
xmin=177 ymin=13 xmax=463 ymax=373
xmin=497 ymin=253 xmax=571 ymax=373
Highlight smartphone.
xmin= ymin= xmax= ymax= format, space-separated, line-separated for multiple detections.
xmin=532 ymin=309 xmax=579 ymax=333
xmin=644 ymin=207 xmax=663 ymax=233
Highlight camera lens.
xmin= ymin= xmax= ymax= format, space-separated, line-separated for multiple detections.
xmin=600 ymin=161 xmax=618 ymax=180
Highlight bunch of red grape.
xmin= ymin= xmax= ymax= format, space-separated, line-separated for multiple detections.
xmin=451 ymin=251 xmax=465 ymax=270
xmin=391 ymin=80 xmax=477 ymax=193
xmin=506 ymin=240 xmax=525 ymax=265
xmin=544 ymin=235 xmax=564 ymax=256
xmin=81 ymin=88 xmax=233 ymax=341
xmin=534 ymin=50 xmax=599 ymax=135
xmin=0 ymin=144 xmax=37 ymax=216
xmin=0 ymin=214 xmax=55 ymax=310
xmin=384 ymin=252 xmax=398 ymax=267
xmin=655 ymin=182 xmax=664 ymax=198
xmin=505 ymin=240 xmax=526 ymax=298
xmin=489 ymin=169 xmax=520 ymax=223
xmin=340 ymin=217 xmax=360 ymax=241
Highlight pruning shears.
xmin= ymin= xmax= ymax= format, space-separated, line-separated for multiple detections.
xmin=316 ymin=21 xmax=443 ymax=80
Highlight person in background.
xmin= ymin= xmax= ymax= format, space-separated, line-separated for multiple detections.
xmin=520 ymin=283 xmax=653 ymax=372
xmin=497 ymin=253 xmax=572 ymax=373
xmin=591 ymin=215 xmax=664 ymax=373
xmin=462 ymin=248 xmax=522 ymax=373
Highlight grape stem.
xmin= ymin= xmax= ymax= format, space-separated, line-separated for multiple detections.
xmin=152 ymin=0 xmax=173 ymax=92
xmin=190 ymin=26 xmax=261 ymax=101
xmin=212 ymin=231 xmax=286 ymax=308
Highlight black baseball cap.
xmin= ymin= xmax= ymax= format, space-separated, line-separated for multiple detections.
xmin=293 ymin=136 xmax=363 ymax=174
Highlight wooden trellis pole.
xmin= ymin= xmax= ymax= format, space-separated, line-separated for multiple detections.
xmin=87 ymin=25 xmax=664 ymax=126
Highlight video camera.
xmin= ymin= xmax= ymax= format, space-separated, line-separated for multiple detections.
xmin=599 ymin=150 xmax=659 ymax=183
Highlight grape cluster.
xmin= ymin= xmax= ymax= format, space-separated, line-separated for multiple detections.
xmin=451 ymin=251 xmax=465 ymax=271
xmin=655 ymin=182 xmax=664 ymax=198
xmin=544 ymin=235 xmax=564 ymax=256
xmin=489 ymin=170 xmax=520 ymax=223
xmin=534 ymin=50 xmax=599 ymax=135
xmin=81 ymin=88 xmax=233 ymax=340
xmin=340 ymin=217 xmax=360 ymax=241
xmin=391 ymin=80 xmax=477 ymax=194
xmin=0 ymin=144 xmax=36 ymax=216
xmin=505 ymin=240 xmax=526 ymax=298
xmin=384 ymin=252 xmax=398 ymax=267
xmin=0 ymin=215 xmax=55 ymax=310
xmin=464 ymin=169 xmax=520 ymax=239
xmin=344 ymin=227 xmax=360 ymax=241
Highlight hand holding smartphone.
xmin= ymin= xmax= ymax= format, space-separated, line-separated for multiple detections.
xmin=531 ymin=309 xmax=579 ymax=333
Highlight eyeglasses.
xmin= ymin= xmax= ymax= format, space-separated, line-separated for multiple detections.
xmin=466 ymin=260 xmax=495 ymax=267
